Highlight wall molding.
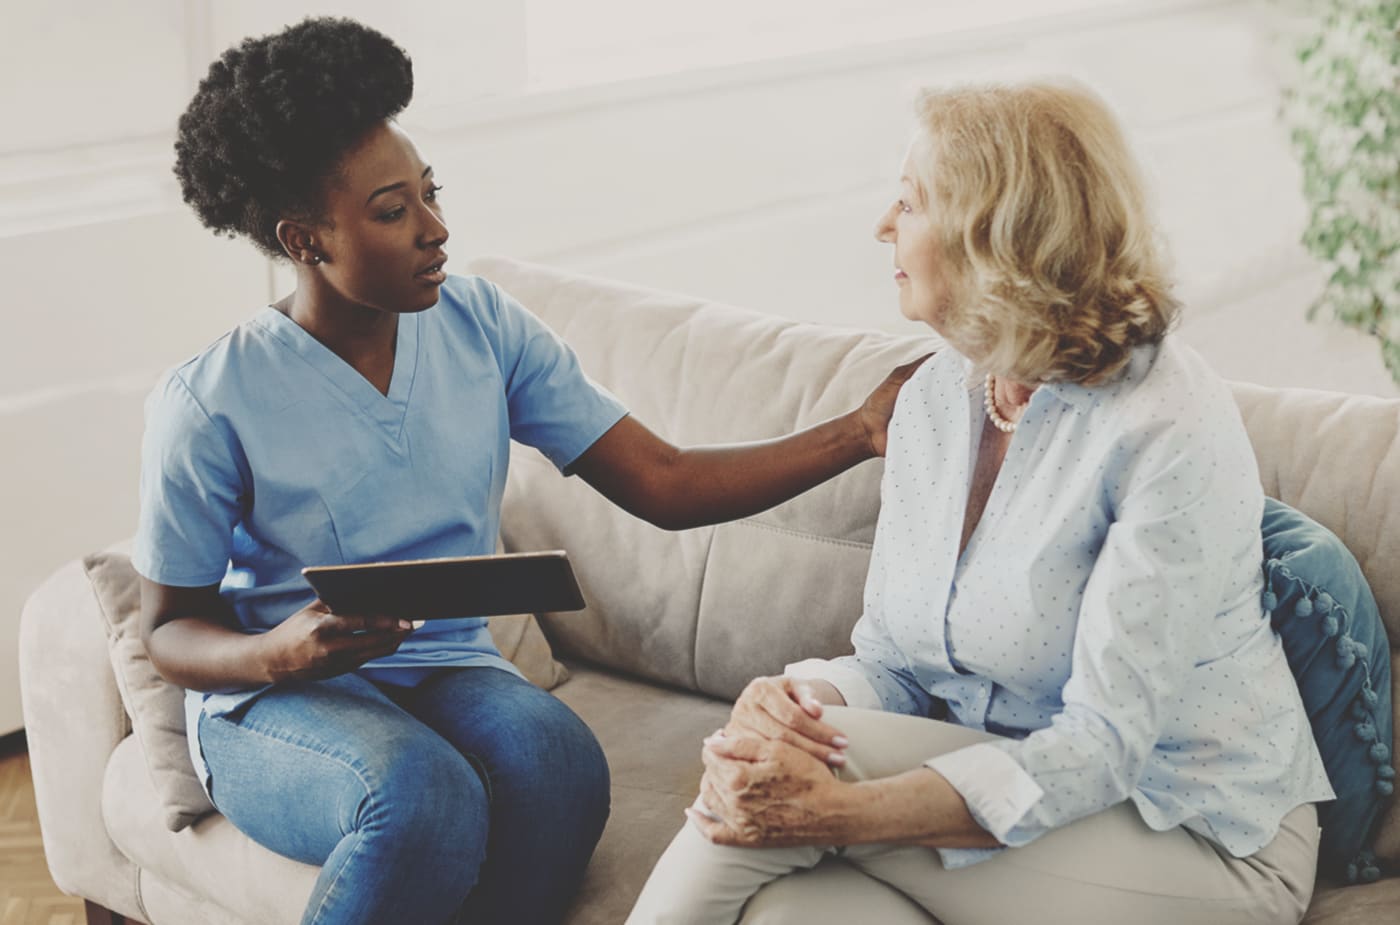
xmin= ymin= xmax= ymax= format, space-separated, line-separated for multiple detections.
xmin=0 ymin=136 xmax=179 ymax=239
xmin=0 ymin=0 xmax=1238 ymax=240
xmin=416 ymin=0 xmax=1230 ymax=132
xmin=0 ymin=371 xmax=163 ymax=416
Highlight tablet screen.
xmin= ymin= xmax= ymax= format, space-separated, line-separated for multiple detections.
xmin=302 ymin=550 xmax=585 ymax=620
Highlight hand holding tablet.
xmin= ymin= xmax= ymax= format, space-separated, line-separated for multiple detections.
xmin=302 ymin=550 xmax=586 ymax=623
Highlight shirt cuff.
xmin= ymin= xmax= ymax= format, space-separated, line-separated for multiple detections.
xmin=783 ymin=658 xmax=883 ymax=712
xmin=934 ymin=845 xmax=1005 ymax=870
xmin=925 ymin=743 xmax=1045 ymax=846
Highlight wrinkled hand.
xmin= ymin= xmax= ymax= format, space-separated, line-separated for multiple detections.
xmin=688 ymin=734 xmax=850 ymax=848
xmin=261 ymin=599 xmax=413 ymax=682
xmin=725 ymin=676 xmax=847 ymax=767
xmin=857 ymin=354 xmax=933 ymax=457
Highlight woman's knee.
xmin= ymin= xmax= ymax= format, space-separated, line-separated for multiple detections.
xmin=740 ymin=857 xmax=934 ymax=925
xmin=358 ymin=735 xmax=490 ymax=854
xmin=552 ymin=703 xmax=611 ymax=805
xmin=495 ymin=691 xmax=611 ymax=809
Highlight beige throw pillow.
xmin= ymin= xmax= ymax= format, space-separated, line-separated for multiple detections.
xmin=489 ymin=610 xmax=571 ymax=689
xmin=84 ymin=551 xmax=216 ymax=831
xmin=85 ymin=550 xmax=569 ymax=832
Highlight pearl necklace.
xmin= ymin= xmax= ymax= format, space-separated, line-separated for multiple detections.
xmin=983 ymin=373 xmax=1019 ymax=433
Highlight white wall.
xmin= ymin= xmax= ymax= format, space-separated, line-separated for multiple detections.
xmin=3 ymin=0 xmax=1393 ymax=734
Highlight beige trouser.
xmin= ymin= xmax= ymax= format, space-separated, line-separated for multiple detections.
xmin=627 ymin=706 xmax=1321 ymax=925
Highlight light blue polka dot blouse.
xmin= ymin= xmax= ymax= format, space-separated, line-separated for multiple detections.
xmin=788 ymin=338 xmax=1334 ymax=869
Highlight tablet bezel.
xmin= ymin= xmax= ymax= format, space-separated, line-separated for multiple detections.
xmin=301 ymin=550 xmax=585 ymax=620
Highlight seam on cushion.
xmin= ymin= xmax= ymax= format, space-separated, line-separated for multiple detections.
xmin=686 ymin=527 xmax=720 ymax=692
xmin=731 ymin=518 xmax=874 ymax=551
xmin=81 ymin=557 xmax=135 ymax=738
xmin=142 ymin=865 xmax=278 ymax=925
xmin=132 ymin=865 xmax=152 ymax=924
xmin=81 ymin=555 xmax=121 ymax=642
xmin=692 ymin=520 xmax=866 ymax=696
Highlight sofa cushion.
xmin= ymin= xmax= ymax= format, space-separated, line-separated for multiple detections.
xmin=477 ymin=256 xmax=937 ymax=697
xmin=1263 ymin=498 xmax=1395 ymax=882
xmin=102 ymin=734 xmax=314 ymax=924
xmin=1231 ymin=382 xmax=1400 ymax=876
xmin=550 ymin=667 xmax=732 ymax=924
xmin=1232 ymin=384 xmax=1400 ymax=643
xmin=97 ymin=660 xmax=728 ymax=925
xmin=86 ymin=550 xmax=569 ymax=833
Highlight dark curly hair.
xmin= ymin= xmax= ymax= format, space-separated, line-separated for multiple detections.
xmin=173 ymin=17 xmax=414 ymax=259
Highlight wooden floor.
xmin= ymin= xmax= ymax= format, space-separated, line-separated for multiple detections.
xmin=0 ymin=736 xmax=86 ymax=925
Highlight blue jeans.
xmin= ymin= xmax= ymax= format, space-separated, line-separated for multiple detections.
xmin=198 ymin=666 xmax=610 ymax=925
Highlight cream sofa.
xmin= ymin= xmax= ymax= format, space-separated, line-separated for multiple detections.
xmin=19 ymin=256 xmax=1400 ymax=924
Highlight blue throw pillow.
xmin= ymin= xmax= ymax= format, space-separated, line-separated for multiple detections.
xmin=1262 ymin=497 xmax=1394 ymax=883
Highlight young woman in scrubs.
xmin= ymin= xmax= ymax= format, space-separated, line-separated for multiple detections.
xmin=133 ymin=17 xmax=920 ymax=925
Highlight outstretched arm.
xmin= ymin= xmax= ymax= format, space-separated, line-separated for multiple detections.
xmin=569 ymin=355 xmax=928 ymax=530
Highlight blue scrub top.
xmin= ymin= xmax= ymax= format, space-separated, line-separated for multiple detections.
xmin=133 ymin=274 xmax=628 ymax=717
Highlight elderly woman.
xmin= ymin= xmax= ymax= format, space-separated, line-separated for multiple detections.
xmin=628 ymin=81 xmax=1334 ymax=925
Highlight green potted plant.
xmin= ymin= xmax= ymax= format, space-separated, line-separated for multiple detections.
xmin=1283 ymin=0 xmax=1399 ymax=380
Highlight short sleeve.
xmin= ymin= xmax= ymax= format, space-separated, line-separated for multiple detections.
xmin=485 ymin=283 xmax=629 ymax=473
xmin=131 ymin=372 xmax=247 ymax=587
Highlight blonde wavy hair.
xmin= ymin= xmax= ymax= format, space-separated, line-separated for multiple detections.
xmin=908 ymin=81 xmax=1180 ymax=385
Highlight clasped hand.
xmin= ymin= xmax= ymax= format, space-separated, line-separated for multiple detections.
xmin=687 ymin=676 xmax=852 ymax=848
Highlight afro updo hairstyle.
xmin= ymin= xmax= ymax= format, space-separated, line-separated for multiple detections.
xmin=173 ymin=17 xmax=414 ymax=259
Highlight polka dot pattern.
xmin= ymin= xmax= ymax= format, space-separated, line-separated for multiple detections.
xmin=833 ymin=339 xmax=1335 ymax=862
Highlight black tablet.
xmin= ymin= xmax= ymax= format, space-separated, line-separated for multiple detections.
xmin=301 ymin=550 xmax=586 ymax=621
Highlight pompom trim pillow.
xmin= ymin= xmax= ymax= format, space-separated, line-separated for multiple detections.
xmin=1262 ymin=497 xmax=1394 ymax=883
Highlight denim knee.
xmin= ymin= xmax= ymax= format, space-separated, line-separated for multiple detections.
xmin=515 ymin=697 xmax=611 ymax=820
xmin=355 ymin=737 xmax=490 ymax=869
xmin=570 ymin=719 xmax=612 ymax=822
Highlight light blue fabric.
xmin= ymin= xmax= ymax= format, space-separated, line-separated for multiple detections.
xmin=827 ymin=339 xmax=1334 ymax=868
xmin=1261 ymin=497 xmax=1394 ymax=883
xmin=131 ymin=275 xmax=628 ymax=787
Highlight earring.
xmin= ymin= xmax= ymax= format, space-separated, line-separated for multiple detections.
xmin=306 ymin=254 xmax=321 ymax=266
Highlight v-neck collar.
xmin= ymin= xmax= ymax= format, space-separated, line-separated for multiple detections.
xmin=255 ymin=306 xmax=420 ymax=445
xmin=952 ymin=380 xmax=1047 ymax=577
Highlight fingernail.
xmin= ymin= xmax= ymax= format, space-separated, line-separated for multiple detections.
xmin=828 ymin=752 xmax=847 ymax=766
xmin=398 ymin=620 xmax=413 ymax=631
xmin=832 ymin=735 xmax=849 ymax=748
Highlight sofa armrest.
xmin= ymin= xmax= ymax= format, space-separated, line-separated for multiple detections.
xmin=19 ymin=557 xmax=142 ymax=917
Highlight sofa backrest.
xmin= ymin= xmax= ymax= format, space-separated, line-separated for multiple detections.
xmin=475 ymin=257 xmax=1400 ymax=707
